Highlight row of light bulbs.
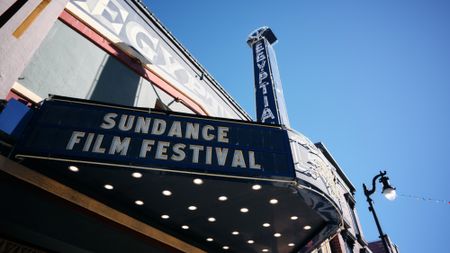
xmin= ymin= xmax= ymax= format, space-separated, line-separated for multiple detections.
xmin=137 ymin=175 xmax=312 ymax=251
xmin=68 ymin=165 xmax=313 ymax=251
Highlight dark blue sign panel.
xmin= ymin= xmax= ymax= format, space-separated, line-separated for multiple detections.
xmin=15 ymin=98 xmax=295 ymax=180
xmin=252 ymin=38 xmax=281 ymax=125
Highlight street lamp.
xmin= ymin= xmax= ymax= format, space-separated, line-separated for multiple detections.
xmin=363 ymin=171 xmax=396 ymax=253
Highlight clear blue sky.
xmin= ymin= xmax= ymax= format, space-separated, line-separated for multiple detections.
xmin=146 ymin=1 xmax=450 ymax=252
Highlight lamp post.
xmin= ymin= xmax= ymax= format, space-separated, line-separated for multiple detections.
xmin=363 ymin=171 xmax=396 ymax=253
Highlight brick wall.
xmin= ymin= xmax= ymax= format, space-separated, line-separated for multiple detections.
xmin=330 ymin=235 xmax=345 ymax=253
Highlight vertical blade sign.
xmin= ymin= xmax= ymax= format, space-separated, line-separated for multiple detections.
xmin=252 ymin=38 xmax=280 ymax=125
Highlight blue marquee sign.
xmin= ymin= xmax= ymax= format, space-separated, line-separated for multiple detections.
xmin=14 ymin=97 xmax=295 ymax=180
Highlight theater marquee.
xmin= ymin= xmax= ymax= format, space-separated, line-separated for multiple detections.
xmin=15 ymin=96 xmax=295 ymax=180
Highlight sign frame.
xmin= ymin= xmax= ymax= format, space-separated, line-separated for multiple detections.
xmin=14 ymin=96 xmax=295 ymax=182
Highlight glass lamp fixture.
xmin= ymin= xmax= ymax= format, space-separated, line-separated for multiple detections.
xmin=382 ymin=187 xmax=397 ymax=201
xmin=380 ymin=175 xmax=397 ymax=201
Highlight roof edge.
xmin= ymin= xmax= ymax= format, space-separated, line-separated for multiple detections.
xmin=314 ymin=142 xmax=356 ymax=193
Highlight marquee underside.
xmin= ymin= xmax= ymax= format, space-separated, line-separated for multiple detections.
xmin=16 ymin=156 xmax=330 ymax=253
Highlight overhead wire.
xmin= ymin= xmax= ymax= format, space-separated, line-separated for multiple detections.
xmin=398 ymin=193 xmax=450 ymax=205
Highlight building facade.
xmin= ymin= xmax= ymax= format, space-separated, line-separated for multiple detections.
xmin=368 ymin=238 xmax=400 ymax=253
xmin=1 ymin=1 xmax=375 ymax=252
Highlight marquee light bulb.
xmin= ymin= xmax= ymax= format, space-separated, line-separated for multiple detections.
xmin=104 ymin=184 xmax=114 ymax=190
xmin=193 ymin=178 xmax=203 ymax=185
xmin=252 ymin=184 xmax=262 ymax=190
xmin=132 ymin=172 xmax=142 ymax=178
xmin=68 ymin=165 xmax=79 ymax=172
